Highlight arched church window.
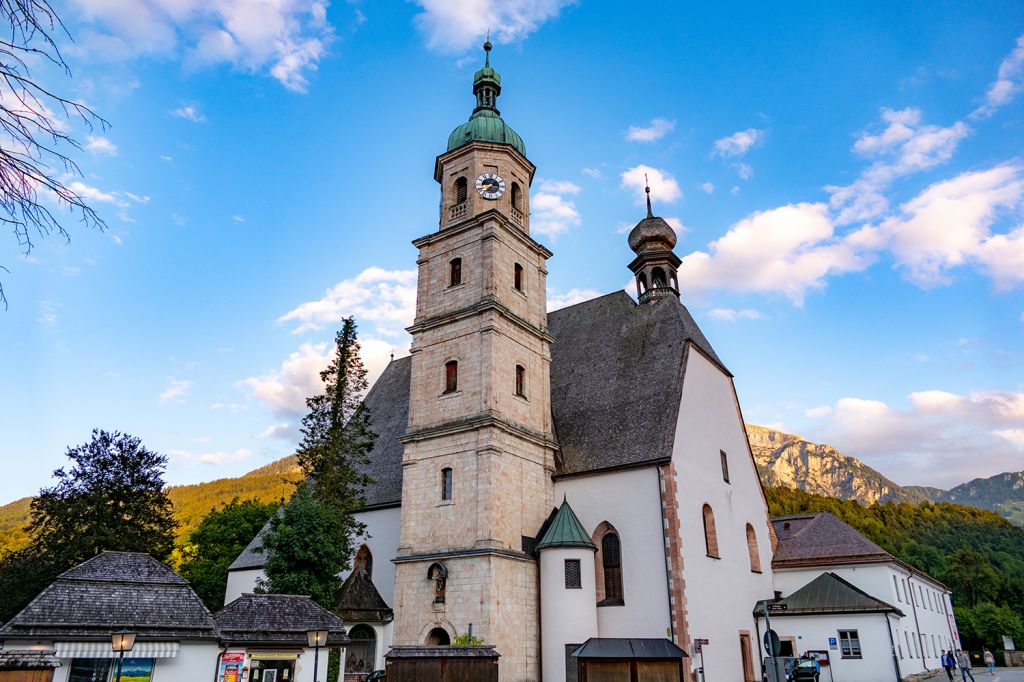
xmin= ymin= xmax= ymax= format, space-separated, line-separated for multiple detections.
xmin=444 ymin=360 xmax=458 ymax=393
xmin=426 ymin=627 xmax=450 ymax=646
xmin=354 ymin=544 xmax=373 ymax=578
xmin=601 ymin=532 xmax=624 ymax=604
xmin=449 ymin=258 xmax=462 ymax=287
xmin=703 ymin=504 xmax=719 ymax=558
xmin=514 ymin=263 xmax=524 ymax=291
xmin=346 ymin=625 xmax=376 ymax=673
xmin=515 ymin=365 xmax=526 ymax=398
xmin=637 ymin=273 xmax=647 ymax=294
xmin=671 ymin=271 xmax=679 ymax=290
xmin=652 ymin=267 xmax=667 ymax=288
xmin=454 ymin=177 xmax=467 ymax=204
xmin=441 ymin=467 xmax=453 ymax=501
xmin=511 ymin=182 xmax=522 ymax=210
xmin=427 ymin=563 xmax=448 ymax=604
xmin=746 ymin=524 xmax=761 ymax=572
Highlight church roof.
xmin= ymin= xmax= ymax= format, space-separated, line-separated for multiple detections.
xmin=752 ymin=571 xmax=904 ymax=617
xmin=771 ymin=512 xmax=895 ymax=569
xmin=231 ymin=291 xmax=726 ymax=570
xmin=536 ymin=498 xmax=597 ymax=551
xmin=335 ymin=567 xmax=393 ymax=623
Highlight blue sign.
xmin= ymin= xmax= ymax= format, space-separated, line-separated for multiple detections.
xmin=828 ymin=637 xmax=838 ymax=649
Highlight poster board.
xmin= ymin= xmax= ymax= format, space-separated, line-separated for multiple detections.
xmin=218 ymin=651 xmax=247 ymax=682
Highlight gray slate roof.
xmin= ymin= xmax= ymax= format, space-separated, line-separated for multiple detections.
xmin=228 ymin=518 xmax=273 ymax=571
xmin=571 ymin=638 xmax=687 ymax=660
xmin=335 ymin=567 xmax=393 ymax=623
xmin=753 ymin=571 xmax=903 ymax=617
xmin=216 ymin=594 xmax=348 ymax=645
xmin=232 ymin=291 xmax=725 ymax=571
xmin=771 ymin=512 xmax=894 ymax=569
xmin=0 ymin=552 xmax=219 ymax=640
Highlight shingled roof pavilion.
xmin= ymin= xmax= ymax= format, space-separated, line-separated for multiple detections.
xmin=216 ymin=594 xmax=348 ymax=646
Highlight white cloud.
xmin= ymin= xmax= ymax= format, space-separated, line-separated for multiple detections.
xmin=735 ymin=162 xmax=753 ymax=180
xmin=239 ymin=342 xmax=331 ymax=415
xmin=70 ymin=0 xmax=336 ymax=92
xmin=547 ymin=288 xmax=602 ymax=311
xmin=973 ymin=34 xmax=1024 ymax=118
xmin=85 ymin=135 xmax=118 ymax=156
xmin=171 ymin=104 xmax=206 ymax=122
xmin=860 ymin=164 xmax=1024 ymax=287
xmin=626 ymin=117 xmax=675 ymax=142
xmin=160 ymin=378 xmax=193 ymax=404
xmin=700 ymin=182 xmax=715 ymax=194
xmin=805 ymin=405 xmax=833 ymax=418
xmin=258 ymin=423 xmax=293 ymax=440
xmin=730 ymin=186 xmax=740 ymax=196
xmin=537 ymin=179 xmax=581 ymax=195
xmin=581 ymin=168 xmax=602 ymax=179
xmin=678 ymin=203 xmax=873 ymax=305
xmin=232 ymin=215 xmax=246 ymax=223
xmin=412 ymin=0 xmax=576 ymax=52
xmin=620 ymin=165 xmax=682 ymax=206
xmin=812 ymin=389 xmax=1024 ymax=487
xmin=532 ymin=192 xmax=580 ymax=238
xmin=712 ymin=128 xmax=764 ymax=158
xmin=707 ymin=308 xmax=764 ymax=322
xmin=828 ymin=107 xmax=971 ymax=225
xmin=664 ymin=217 xmax=686 ymax=234
xmin=169 ymin=448 xmax=252 ymax=465
xmin=278 ymin=267 xmax=418 ymax=335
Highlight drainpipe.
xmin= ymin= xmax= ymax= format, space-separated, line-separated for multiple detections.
xmin=885 ymin=614 xmax=902 ymax=682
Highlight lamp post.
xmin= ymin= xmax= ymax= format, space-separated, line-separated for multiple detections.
xmin=111 ymin=630 xmax=136 ymax=682
xmin=307 ymin=629 xmax=328 ymax=682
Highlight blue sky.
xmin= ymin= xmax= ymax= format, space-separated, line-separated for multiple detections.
xmin=2 ymin=0 xmax=1024 ymax=503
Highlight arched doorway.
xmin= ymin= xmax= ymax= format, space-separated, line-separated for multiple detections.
xmin=426 ymin=627 xmax=451 ymax=646
xmin=346 ymin=624 xmax=376 ymax=673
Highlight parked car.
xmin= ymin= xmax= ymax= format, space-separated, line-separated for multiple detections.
xmin=366 ymin=671 xmax=386 ymax=681
xmin=787 ymin=658 xmax=820 ymax=681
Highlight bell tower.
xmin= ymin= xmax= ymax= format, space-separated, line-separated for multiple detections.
xmin=627 ymin=181 xmax=682 ymax=303
xmin=391 ymin=42 xmax=556 ymax=682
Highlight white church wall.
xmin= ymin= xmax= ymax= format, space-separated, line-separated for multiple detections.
xmin=554 ymin=467 xmax=672 ymax=639
xmin=756 ymin=613 xmax=902 ymax=682
xmin=539 ymin=546 xmax=599 ymax=682
xmin=673 ymin=347 xmax=776 ymax=682
xmin=225 ymin=568 xmax=263 ymax=605
xmin=341 ymin=506 xmax=402 ymax=607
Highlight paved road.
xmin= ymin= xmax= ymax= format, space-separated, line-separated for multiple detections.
xmin=939 ymin=668 xmax=1024 ymax=681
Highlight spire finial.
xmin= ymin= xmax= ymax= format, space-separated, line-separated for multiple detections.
xmin=645 ymin=173 xmax=653 ymax=218
xmin=484 ymin=31 xmax=492 ymax=67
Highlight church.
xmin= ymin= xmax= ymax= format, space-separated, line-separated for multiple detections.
xmin=227 ymin=43 xmax=961 ymax=682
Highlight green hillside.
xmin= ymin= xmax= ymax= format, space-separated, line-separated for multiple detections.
xmin=0 ymin=456 xmax=303 ymax=555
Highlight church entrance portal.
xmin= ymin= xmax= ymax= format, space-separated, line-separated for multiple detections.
xmin=426 ymin=628 xmax=451 ymax=646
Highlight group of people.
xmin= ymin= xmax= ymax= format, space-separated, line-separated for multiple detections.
xmin=941 ymin=648 xmax=998 ymax=680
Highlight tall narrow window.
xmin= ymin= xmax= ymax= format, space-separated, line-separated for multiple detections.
xmin=354 ymin=544 xmax=373 ymax=578
xmin=746 ymin=524 xmax=761 ymax=572
xmin=515 ymin=364 xmax=526 ymax=397
xmin=511 ymin=182 xmax=522 ymax=210
xmin=839 ymin=630 xmax=862 ymax=659
xmin=703 ymin=504 xmax=719 ymax=558
xmin=893 ymin=576 xmax=901 ymax=602
xmin=449 ymin=258 xmax=462 ymax=287
xmin=444 ymin=360 xmax=458 ymax=393
xmin=454 ymin=177 xmax=467 ymax=204
xmin=564 ymin=559 xmax=581 ymax=589
xmin=720 ymin=450 xmax=730 ymax=483
xmin=441 ymin=468 xmax=453 ymax=501
xmin=601 ymin=532 xmax=623 ymax=604
xmin=514 ymin=263 xmax=524 ymax=291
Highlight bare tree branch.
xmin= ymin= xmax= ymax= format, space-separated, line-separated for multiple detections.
xmin=0 ymin=0 xmax=109 ymax=309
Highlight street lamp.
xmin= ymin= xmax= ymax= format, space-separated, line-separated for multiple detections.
xmin=111 ymin=630 xmax=136 ymax=682
xmin=307 ymin=629 xmax=328 ymax=682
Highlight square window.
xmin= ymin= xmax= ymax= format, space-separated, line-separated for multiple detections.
xmin=565 ymin=559 xmax=581 ymax=589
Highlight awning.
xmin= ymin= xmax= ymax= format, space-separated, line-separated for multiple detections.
xmin=54 ymin=641 xmax=180 ymax=659
xmin=571 ymin=638 xmax=688 ymax=660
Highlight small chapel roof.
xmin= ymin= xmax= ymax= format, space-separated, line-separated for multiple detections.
xmin=335 ymin=567 xmax=393 ymax=623
xmin=536 ymin=498 xmax=597 ymax=551
xmin=216 ymin=594 xmax=349 ymax=646
xmin=753 ymin=571 xmax=904 ymax=617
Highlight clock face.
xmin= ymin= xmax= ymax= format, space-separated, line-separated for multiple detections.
xmin=475 ymin=172 xmax=506 ymax=200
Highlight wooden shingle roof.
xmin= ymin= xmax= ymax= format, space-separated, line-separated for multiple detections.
xmin=771 ymin=512 xmax=894 ymax=569
xmin=753 ymin=572 xmax=904 ymax=617
xmin=216 ymin=594 xmax=348 ymax=645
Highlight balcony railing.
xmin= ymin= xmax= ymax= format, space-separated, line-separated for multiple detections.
xmin=449 ymin=202 xmax=468 ymax=222
xmin=510 ymin=207 xmax=523 ymax=225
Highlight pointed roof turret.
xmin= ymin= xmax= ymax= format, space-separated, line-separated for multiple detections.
xmin=446 ymin=40 xmax=526 ymax=157
xmin=536 ymin=497 xmax=597 ymax=551
xmin=627 ymin=179 xmax=682 ymax=303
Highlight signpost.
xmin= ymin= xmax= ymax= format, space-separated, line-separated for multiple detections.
xmin=693 ymin=638 xmax=709 ymax=681
xmin=762 ymin=600 xmax=787 ymax=682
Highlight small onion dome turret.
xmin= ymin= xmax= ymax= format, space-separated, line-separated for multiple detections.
xmin=536 ymin=497 xmax=597 ymax=552
xmin=446 ymin=38 xmax=526 ymax=157
xmin=628 ymin=183 xmax=676 ymax=254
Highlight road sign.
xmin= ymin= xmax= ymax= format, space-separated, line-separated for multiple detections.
xmin=828 ymin=637 xmax=838 ymax=650
xmin=767 ymin=603 xmax=788 ymax=612
xmin=764 ymin=629 xmax=782 ymax=657
xmin=693 ymin=638 xmax=709 ymax=653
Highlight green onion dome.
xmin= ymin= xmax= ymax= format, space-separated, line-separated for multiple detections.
xmin=446 ymin=39 xmax=526 ymax=157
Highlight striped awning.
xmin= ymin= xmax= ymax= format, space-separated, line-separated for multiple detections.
xmin=54 ymin=641 xmax=180 ymax=659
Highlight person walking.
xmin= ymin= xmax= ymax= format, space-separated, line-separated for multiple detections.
xmin=942 ymin=650 xmax=956 ymax=681
xmin=983 ymin=648 xmax=995 ymax=675
xmin=957 ymin=650 xmax=976 ymax=681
